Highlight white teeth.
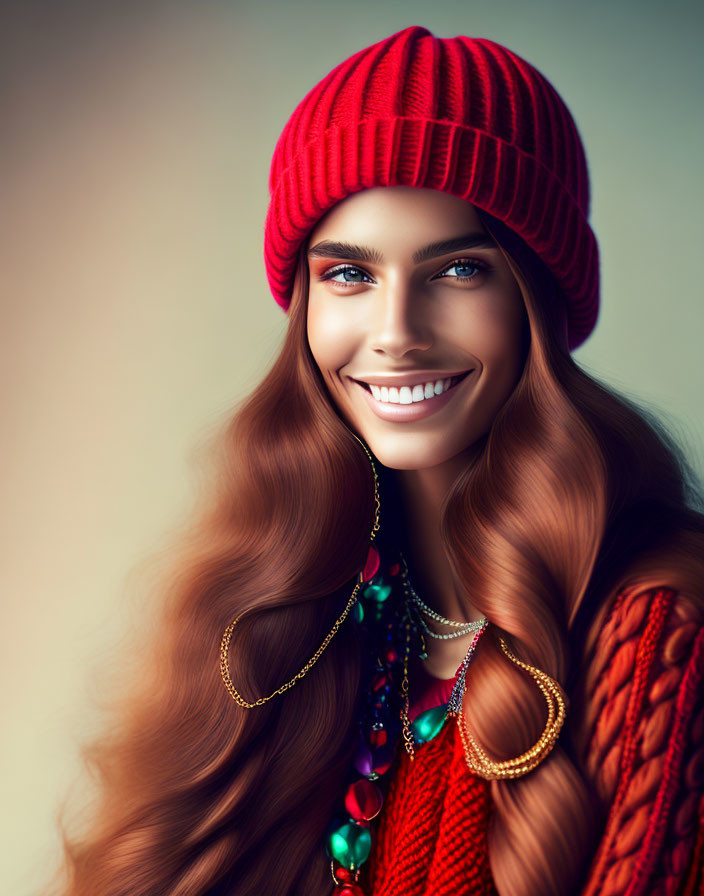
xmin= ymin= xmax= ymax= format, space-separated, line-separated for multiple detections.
xmin=365 ymin=376 xmax=463 ymax=405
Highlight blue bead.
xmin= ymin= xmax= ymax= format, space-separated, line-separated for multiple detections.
xmin=363 ymin=582 xmax=392 ymax=603
xmin=351 ymin=601 xmax=364 ymax=624
xmin=325 ymin=821 xmax=371 ymax=870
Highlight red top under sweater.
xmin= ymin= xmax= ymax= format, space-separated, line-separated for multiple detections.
xmin=362 ymin=585 xmax=704 ymax=896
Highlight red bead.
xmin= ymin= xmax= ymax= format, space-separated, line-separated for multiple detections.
xmin=383 ymin=646 xmax=398 ymax=664
xmin=337 ymin=886 xmax=365 ymax=896
xmin=344 ymin=778 xmax=383 ymax=821
xmin=371 ymin=670 xmax=390 ymax=691
xmin=361 ymin=545 xmax=380 ymax=581
xmin=368 ymin=727 xmax=387 ymax=748
xmin=334 ymin=866 xmax=353 ymax=882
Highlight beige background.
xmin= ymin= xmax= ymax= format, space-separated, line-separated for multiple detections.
xmin=2 ymin=2 xmax=703 ymax=892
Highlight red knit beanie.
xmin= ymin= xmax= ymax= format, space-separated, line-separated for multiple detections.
xmin=264 ymin=25 xmax=599 ymax=352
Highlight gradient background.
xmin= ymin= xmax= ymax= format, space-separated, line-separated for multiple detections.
xmin=3 ymin=1 xmax=703 ymax=892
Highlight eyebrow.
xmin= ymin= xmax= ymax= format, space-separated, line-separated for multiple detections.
xmin=307 ymin=231 xmax=497 ymax=266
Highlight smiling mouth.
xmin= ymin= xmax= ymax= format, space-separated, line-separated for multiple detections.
xmin=354 ymin=370 xmax=473 ymax=405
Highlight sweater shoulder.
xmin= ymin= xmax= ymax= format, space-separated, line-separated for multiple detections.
xmin=578 ymin=583 xmax=704 ymax=896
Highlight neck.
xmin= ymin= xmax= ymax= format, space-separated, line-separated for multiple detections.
xmin=392 ymin=448 xmax=486 ymax=679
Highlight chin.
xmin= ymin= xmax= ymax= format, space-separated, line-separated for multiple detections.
xmin=364 ymin=434 xmax=474 ymax=472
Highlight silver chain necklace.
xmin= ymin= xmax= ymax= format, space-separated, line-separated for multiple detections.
xmin=399 ymin=554 xmax=487 ymax=640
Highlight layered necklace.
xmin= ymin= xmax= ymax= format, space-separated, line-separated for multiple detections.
xmin=219 ymin=434 xmax=567 ymax=896
xmin=325 ymin=546 xmax=490 ymax=895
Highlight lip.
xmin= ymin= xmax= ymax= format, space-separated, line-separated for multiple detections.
xmin=352 ymin=369 xmax=475 ymax=422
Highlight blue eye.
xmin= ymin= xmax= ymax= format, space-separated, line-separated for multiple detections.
xmin=320 ymin=265 xmax=373 ymax=287
xmin=435 ymin=258 xmax=489 ymax=282
xmin=319 ymin=257 xmax=489 ymax=289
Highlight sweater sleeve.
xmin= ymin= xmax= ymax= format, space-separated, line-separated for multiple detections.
xmin=678 ymin=813 xmax=704 ymax=895
xmin=578 ymin=585 xmax=704 ymax=896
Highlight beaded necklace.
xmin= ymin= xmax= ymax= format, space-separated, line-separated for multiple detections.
xmin=325 ymin=546 xmax=489 ymax=895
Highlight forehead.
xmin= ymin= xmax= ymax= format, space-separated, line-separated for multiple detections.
xmin=308 ymin=186 xmax=486 ymax=248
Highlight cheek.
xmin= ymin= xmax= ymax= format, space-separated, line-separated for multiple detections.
xmin=469 ymin=291 xmax=526 ymax=369
xmin=477 ymin=314 xmax=523 ymax=365
xmin=306 ymin=300 xmax=358 ymax=376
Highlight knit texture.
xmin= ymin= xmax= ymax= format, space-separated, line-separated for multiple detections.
xmin=264 ymin=25 xmax=599 ymax=351
xmin=577 ymin=586 xmax=704 ymax=895
xmin=362 ymin=584 xmax=704 ymax=895
xmin=364 ymin=716 xmax=497 ymax=895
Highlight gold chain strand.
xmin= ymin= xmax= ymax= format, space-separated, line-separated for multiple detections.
xmin=219 ymin=581 xmax=365 ymax=708
xmin=219 ymin=432 xmax=380 ymax=708
xmin=399 ymin=619 xmax=415 ymax=760
xmin=457 ymin=683 xmax=561 ymax=775
xmin=456 ymin=679 xmax=563 ymax=774
xmin=450 ymin=635 xmax=567 ymax=780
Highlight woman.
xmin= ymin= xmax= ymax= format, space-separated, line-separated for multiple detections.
xmin=54 ymin=25 xmax=704 ymax=896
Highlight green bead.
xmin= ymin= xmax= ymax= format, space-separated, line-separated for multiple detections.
xmin=363 ymin=582 xmax=392 ymax=603
xmin=326 ymin=822 xmax=372 ymax=870
xmin=411 ymin=704 xmax=448 ymax=744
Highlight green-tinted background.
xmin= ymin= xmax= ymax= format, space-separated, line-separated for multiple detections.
xmin=2 ymin=2 xmax=702 ymax=892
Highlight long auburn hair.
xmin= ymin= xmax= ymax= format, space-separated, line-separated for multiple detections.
xmin=49 ymin=208 xmax=704 ymax=896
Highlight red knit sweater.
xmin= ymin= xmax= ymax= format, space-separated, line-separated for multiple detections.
xmin=363 ymin=585 xmax=704 ymax=896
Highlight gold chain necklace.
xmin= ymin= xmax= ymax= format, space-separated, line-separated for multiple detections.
xmin=451 ymin=635 xmax=567 ymax=779
xmin=219 ymin=432 xmax=380 ymax=708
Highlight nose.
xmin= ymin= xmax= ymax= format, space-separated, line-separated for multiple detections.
xmin=367 ymin=275 xmax=433 ymax=358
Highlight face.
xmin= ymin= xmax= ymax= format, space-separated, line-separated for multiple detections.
xmin=305 ymin=186 xmax=529 ymax=471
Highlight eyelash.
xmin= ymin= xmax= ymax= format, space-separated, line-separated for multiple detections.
xmin=319 ymin=257 xmax=490 ymax=288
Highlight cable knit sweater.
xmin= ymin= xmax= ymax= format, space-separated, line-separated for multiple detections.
xmin=364 ymin=584 xmax=704 ymax=896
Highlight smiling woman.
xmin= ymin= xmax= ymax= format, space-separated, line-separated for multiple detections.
xmin=53 ymin=24 xmax=704 ymax=896
xmin=305 ymin=187 xmax=529 ymax=470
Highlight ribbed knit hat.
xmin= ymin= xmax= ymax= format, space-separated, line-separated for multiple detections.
xmin=264 ymin=25 xmax=599 ymax=351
